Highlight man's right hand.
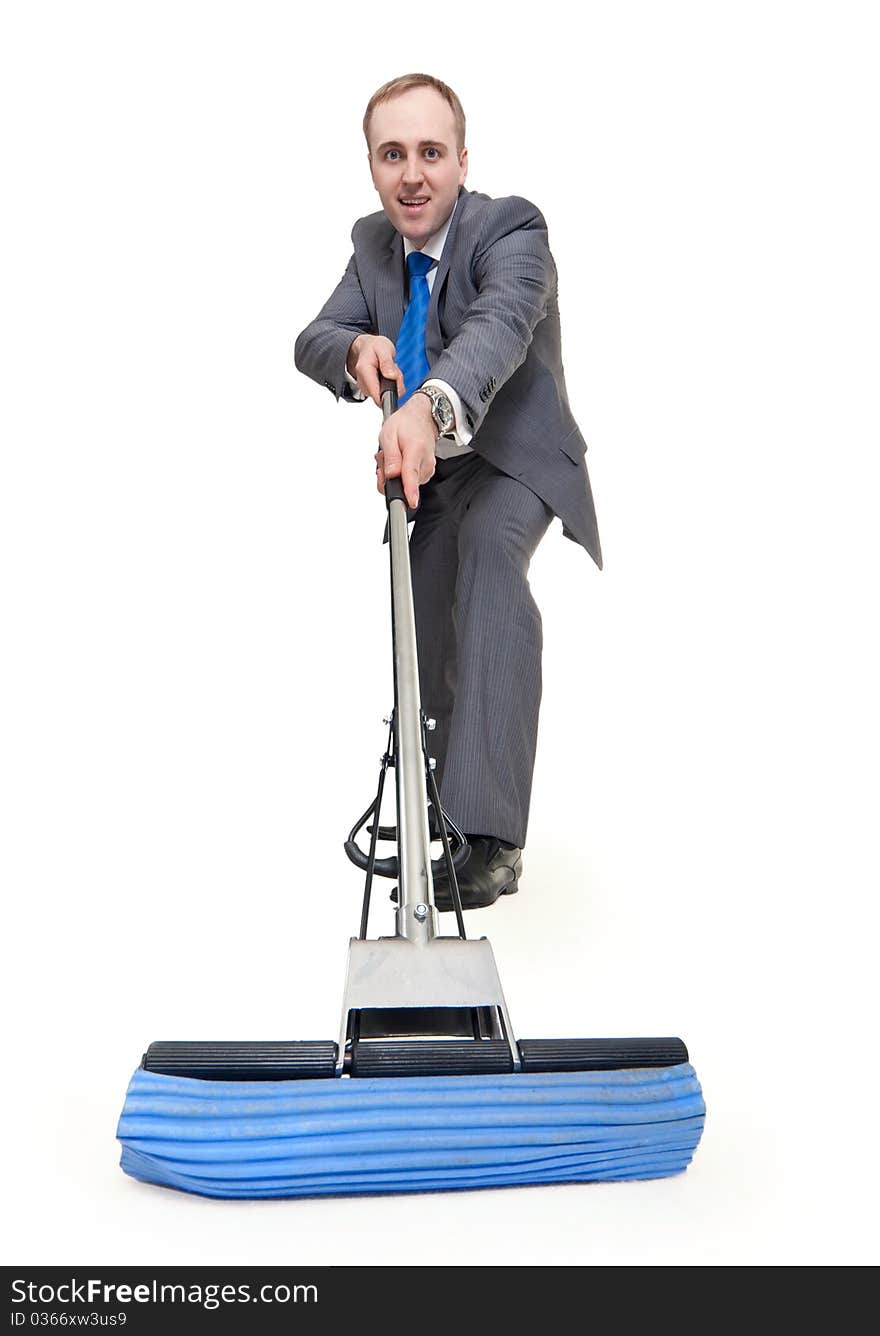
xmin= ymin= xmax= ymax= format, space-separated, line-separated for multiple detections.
xmin=347 ymin=335 xmax=405 ymax=407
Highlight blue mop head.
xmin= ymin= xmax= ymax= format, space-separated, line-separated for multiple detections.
xmin=117 ymin=1063 xmax=705 ymax=1198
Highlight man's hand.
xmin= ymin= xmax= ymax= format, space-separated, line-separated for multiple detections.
xmin=375 ymin=392 xmax=439 ymax=509
xmin=347 ymin=334 xmax=405 ymax=406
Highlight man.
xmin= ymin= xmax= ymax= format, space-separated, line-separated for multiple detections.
xmin=294 ymin=73 xmax=602 ymax=911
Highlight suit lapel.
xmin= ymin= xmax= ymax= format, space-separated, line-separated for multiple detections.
xmin=375 ymin=230 xmax=405 ymax=342
xmin=425 ymin=187 xmax=472 ymax=361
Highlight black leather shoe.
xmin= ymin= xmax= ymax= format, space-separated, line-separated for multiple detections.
xmin=391 ymin=837 xmax=522 ymax=912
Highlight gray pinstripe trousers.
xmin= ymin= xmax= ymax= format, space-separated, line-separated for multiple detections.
xmin=409 ymin=453 xmax=554 ymax=849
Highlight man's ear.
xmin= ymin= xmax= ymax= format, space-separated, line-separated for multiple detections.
xmin=459 ymin=147 xmax=468 ymax=185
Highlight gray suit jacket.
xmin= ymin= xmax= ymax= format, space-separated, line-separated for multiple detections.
xmin=294 ymin=185 xmax=602 ymax=569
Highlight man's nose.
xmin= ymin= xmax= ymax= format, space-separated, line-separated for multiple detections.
xmin=401 ymin=156 xmax=425 ymax=183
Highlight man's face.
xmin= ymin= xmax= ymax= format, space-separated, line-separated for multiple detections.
xmin=368 ymin=87 xmax=468 ymax=247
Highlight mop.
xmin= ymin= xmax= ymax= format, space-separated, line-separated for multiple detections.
xmin=117 ymin=381 xmax=705 ymax=1197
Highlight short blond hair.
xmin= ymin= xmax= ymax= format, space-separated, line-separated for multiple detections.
xmin=363 ymin=73 xmax=466 ymax=156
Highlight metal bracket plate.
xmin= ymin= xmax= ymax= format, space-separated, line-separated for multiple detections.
xmin=336 ymin=935 xmax=519 ymax=1075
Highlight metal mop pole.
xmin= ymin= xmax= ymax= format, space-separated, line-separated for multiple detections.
xmin=380 ymin=378 xmax=439 ymax=946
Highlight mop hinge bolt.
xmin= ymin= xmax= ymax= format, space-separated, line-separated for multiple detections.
xmin=425 ymin=718 xmax=436 ymax=731
xmin=413 ymin=902 xmax=428 ymax=920
xmin=428 ymin=758 xmax=436 ymax=771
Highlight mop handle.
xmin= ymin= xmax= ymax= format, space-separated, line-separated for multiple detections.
xmin=379 ymin=378 xmax=406 ymax=505
xmin=379 ymin=376 xmax=437 ymax=938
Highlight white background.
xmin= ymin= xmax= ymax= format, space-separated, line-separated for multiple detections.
xmin=2 ymin=0 xmax=877 ymax=1266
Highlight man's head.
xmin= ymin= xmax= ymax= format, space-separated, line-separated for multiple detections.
xmin=364 ymin=74 xmax=468 ymax=248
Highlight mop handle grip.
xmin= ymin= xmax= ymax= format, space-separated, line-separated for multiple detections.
xmin=380 ymin=377 xmax=406 ymax=507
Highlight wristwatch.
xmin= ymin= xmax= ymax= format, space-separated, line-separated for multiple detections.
xmin=414 ymin=385 xmax=455 ymax=438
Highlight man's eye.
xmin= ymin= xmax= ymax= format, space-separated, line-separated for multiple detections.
xmin=425 ymin=148 xmax=439 ymax=159
xmin=386 ymin=150 xmax=400 ymax=160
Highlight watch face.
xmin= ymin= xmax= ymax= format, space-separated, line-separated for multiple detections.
xmin=435 ymin=394 xmax=454 ymax=432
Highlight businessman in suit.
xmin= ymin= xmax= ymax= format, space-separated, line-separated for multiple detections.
xmin=294 ymin=73 xmax=601 ymax=910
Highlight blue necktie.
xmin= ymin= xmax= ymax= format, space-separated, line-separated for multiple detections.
xmin=396 ymin=250 xmax=435 ymax=404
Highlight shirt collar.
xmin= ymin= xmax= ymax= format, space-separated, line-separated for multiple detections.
xmin=403 ymin=194 xmax=459 ymax=265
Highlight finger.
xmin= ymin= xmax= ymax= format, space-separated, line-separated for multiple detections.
xmin=380 ymin=358 xmax=405 ymax=400
xmin=418 ymin=452 xmax=436 ymax=485
xmin=362 ymin=361 xmax=381 ymax=407
xmin=380 ymin=437 xmax=402 ymax=479
xmin=402 ymin=458 xmax=421 ymax=510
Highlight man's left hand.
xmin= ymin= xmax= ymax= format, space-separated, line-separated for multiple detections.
xmin=375 ymin=393 xmax=439 ymax=509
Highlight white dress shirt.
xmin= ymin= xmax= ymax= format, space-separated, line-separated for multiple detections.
xmin=343 ymin=197 xmax=474 ymax=459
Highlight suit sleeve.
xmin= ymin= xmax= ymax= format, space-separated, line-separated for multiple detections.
xmin=293 ymin=230 xmax=376 ymax=403
xmin=427 ymin=197 xmax=555 ymax=435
